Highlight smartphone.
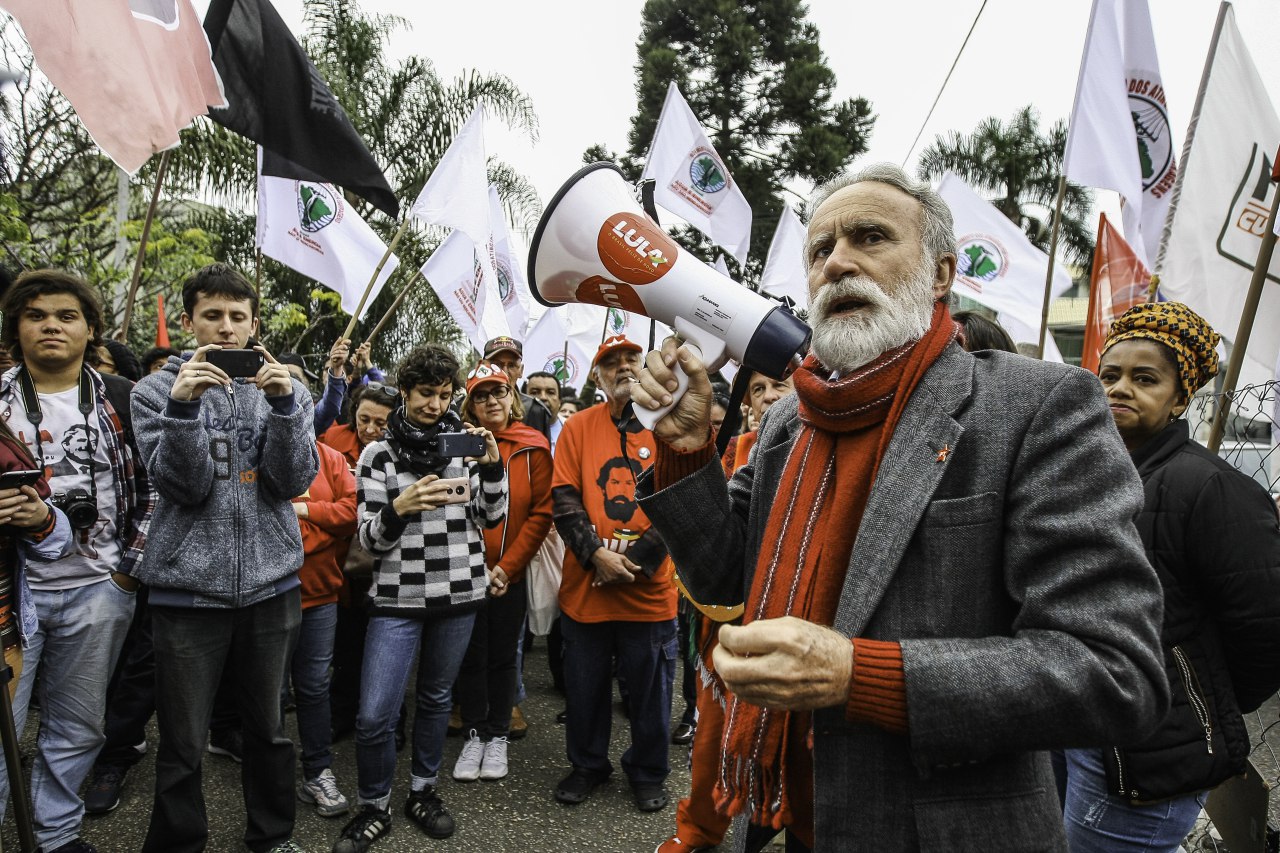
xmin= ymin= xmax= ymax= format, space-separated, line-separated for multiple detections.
xmin=435 ymin=432 xmax=487 ymax=458
xmin=434 ymin=477 xmax=471 ymax=505
xmin=0 ymin=469 xmax=43 ymax=490
xmin=205 ymin=348 xmax=265 ymax=378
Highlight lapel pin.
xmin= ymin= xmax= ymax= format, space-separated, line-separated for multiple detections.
xmin=935 ymin=444 xmax=952 ymax=463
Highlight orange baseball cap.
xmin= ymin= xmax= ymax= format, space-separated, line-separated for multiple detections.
xmin=465 ymin=361 xmax=511 ymax=395
xmin=592 ymin=335 xmax=643 ymax=368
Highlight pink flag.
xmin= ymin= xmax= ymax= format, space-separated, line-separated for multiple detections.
xmin=0 ymin=0 xmax=225 ymax=173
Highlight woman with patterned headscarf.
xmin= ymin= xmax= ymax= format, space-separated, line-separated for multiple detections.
xmin=1060 ymin=302 xmax=1280 ymax=852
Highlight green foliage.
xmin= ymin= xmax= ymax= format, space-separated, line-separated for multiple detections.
xmin=608 ymin=0 xmax=876 ymax=281
xmin=917 ymin=106 xmax=1094 ymax=276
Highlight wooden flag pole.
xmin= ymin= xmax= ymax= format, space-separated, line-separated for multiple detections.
xmin=118 ymin=149 xmax=171 ymax=341
xmin=340 ymin=218 xmax=411 ymax=342
xmin=254 ymin=249 xmax=262 ymax=299
xmin=1036 ymin=175 xmax=1067 ymax=360
xmin=364 ymin=268 xmax=424 ymax=344
xmin=1206 ymin=156 xmax=1280 ymax=453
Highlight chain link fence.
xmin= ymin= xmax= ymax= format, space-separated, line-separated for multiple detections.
xmin=1182 ymin=382 xmax=1278 ymax=850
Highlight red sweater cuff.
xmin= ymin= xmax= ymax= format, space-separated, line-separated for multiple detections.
xmin=653 ymin=431 xmax=716 ymax=492
xmin=847 ymin=638 xmax=908 ymax=735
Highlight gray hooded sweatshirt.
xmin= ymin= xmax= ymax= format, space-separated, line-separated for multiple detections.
xmin=131 ymin=355 xmax=319 ymax=608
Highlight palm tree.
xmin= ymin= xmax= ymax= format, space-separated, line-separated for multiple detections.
xmin=918 ymin=106 xmax=1094 ymax=275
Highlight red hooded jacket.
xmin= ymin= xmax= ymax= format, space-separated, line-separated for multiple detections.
xmin=485 ymin=421 xmax=552 ymax=584
xmin=293 ymin=441 xmax=358 ymax=609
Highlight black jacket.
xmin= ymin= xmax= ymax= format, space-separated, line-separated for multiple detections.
xmin=1105 ymin=420 xmax=1280 ymax=802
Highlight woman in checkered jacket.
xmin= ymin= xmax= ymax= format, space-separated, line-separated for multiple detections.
xmin=334 ymin=344 xmax=507 ymax=853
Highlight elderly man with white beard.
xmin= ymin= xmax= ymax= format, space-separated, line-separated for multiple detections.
xmin=632 ymin=163 xmax=1169 ymax=853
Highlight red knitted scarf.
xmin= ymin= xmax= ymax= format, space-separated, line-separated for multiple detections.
xmin=714 ymin=303 xmax=957 ymax=840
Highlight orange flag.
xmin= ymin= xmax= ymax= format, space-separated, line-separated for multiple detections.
xmin=1081 ymin=212 xmax=1152 ymax=373
xmin=155 ymin=294 xmax=170 ymax=348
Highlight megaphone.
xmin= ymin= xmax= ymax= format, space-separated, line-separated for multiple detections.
xmin=527 ymin=163 xmax=811 ymax=429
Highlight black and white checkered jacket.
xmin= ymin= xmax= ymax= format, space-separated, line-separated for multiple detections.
xmin=356 ymin=439 xmax=507 ymax=616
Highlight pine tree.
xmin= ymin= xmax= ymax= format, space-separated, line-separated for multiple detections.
xmin=616 ymin=0 xmax=875 ymax=280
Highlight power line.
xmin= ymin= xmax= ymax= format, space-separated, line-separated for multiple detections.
xmin=901 ymin=0 xmax=990 ymax=168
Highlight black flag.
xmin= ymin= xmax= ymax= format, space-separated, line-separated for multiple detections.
xmin=204 ymin=0 xmax=400 ymax=219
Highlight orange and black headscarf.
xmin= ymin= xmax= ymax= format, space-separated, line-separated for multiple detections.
xmin=1103 ymin=302 xmax=1220 ymax=402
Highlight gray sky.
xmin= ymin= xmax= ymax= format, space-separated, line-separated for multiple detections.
xmin=246 ymin=0 xmax=1280 ymax=237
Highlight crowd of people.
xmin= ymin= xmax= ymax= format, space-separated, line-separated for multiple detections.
xmin=0 ymin=161 xmax=1275 ymax=853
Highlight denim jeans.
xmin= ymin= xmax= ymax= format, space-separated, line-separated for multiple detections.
xmin=143 ymin=588 xmax=301 ymax=853
xmin=0 ymin=577 xmax=135 ymax=850
xmin=561 ymin=615 xmax=677 ymax=786
xmin=457 ymin=583 xmax=526 ymax=739
xmin=1062 ymin=748 xmax=1207 ymax=853
xmin=290 ymin=603 xmax=337 ymax=779
xmin=96 ymin=587 xmax=155 ymax=770
xmin=355 ymin=610 xmax=476 ymax=809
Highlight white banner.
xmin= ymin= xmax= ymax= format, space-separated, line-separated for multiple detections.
xmin=640 ymin=82 xmax=752 ymax=264
xmin=422 ymin=230 xmax=511 ymax=353
xmin=1063 ymin=0 xmax=1174 ymax=266
xmin=256 ymin=152 xmax=398 ymax=320
xmin=409 ymin=106 xmax=491 ymax=246
xmin=758 ymin=205 xmax=809 ymax=310
xmin=937 ymin=172 xmax=1073 ymax=342
xmin=488 ymin=186 xmax=531 ymax=338
xmin=1155 ymin=5 xmax=1280 ymax=376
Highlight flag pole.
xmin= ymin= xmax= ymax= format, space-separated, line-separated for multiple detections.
xmin=340 ymin=218 xmax=411 ymax=342
xmin=600 ymin=310 xmax=610 ymax=344
xmin=1206 ymin=149 xmax=1280 ymax=453
xmin=118 ymin=149 xmax=171 ymax=341
xmin=364 ymin=268 xmax=423 ymax=344
xmin=254 ymin=249 xmax=262 ymax=299
xmin=1036 ymin=175 xmax=1067 ymax=359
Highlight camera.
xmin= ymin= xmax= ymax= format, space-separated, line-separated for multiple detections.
xmin=51 ymin=488 xmax=98 ymax=530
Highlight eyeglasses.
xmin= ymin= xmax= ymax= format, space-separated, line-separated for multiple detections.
xmin=470 ymin=385 xmax=511 ymax=404
xmin=366 ymin=381 xmax=399 ymax=399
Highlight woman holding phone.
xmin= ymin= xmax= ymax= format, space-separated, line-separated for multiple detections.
xmin=334 ymin=344 xmax=506 ymax=853
xmin=452 ymin=362 xmax=553 ymax=783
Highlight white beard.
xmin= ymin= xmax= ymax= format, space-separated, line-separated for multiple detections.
xmin=808 ymin=263 xmax=936 ymax=373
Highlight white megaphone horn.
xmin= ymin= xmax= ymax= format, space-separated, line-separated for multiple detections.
xmin=527 ymin=163 xmax=811 ymax=429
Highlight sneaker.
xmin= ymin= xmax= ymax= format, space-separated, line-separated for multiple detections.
xmin=452 ymin=730 xmax=484 ymax=782
xmin=299 ymin=768 xmax=351 ymax=817
xmin=478 ymin=737 xmax=508 ymax=781
xmin=404 ymin=787 xmax=454 ymax=839
xmin=332 ymin=805 xmax=392 ymax=853
xmin=84 ymin=765 xmax=126 ymax=815
xmin=509 ymin=704 xmax=528 ymax=740
xmin=47 ymin=841 xmax=96 ymax=853
xmin=207 ymin=729 xmax=243 ymax=763
xmin=671 ymin=721 xmax=696 ymax=745
xmin=655 ymin=837 xmax=714 ymax=853
xmin=266 ymin=842 xmax=305 ymax=853
xmin=555 ymin=767 xmax=608 ymax=805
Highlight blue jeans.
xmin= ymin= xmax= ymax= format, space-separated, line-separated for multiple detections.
xmin=355 ymin=610 xmax=476 ymax=809
xmin=561 ymin=615 xmax=677 ymax=786
xmin=0 ymin=577 xmax=135 ymax=850
xmin=1063 ymin=748 xmax=1206 ymax=853
xmin=143 ymin=588 xmax=301 ymax=853
xmin=291 ymin=603 xmax=337 ymax=779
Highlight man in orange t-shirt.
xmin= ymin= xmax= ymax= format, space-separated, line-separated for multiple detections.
xmin=551 ymin=335 xmax=676 ymax=814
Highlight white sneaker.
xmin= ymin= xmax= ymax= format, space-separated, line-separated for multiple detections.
xmin=297 ymin=768 xmax=349 ymax=817
xmin=452 ymin=730 xmax=484 ymax=782
xmin=479 ymin=736 xmax=508 ymax=781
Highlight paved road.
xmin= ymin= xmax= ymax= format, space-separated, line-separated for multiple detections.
xmin=1 ymin=641 xmax=759 ymax=853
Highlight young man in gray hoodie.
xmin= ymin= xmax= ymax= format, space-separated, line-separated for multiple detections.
xmin=131 ymin=263 xmax=319 ymax=853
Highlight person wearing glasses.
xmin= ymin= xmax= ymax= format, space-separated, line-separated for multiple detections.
xmin=452 ymin=363 xmax=553 ymax=783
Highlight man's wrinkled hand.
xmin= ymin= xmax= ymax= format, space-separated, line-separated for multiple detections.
xmin=631 ymin=339 xmax=714 ymax=451
xmin=590 ymin=547 xmax=639 ymax=586
xmin=713 ymin=616 xmax=853 ymax=711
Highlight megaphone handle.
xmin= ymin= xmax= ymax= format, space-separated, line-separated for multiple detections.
xmin=633 ymin=329 xmax=725 ymax=432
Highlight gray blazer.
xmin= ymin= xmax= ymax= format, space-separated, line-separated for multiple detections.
xmin=640 ymin=345 xmax=1169 ymax=852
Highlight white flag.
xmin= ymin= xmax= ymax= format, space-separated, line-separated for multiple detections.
xmin=713 ymin=254 xmax=731 ymax=277
xmin=999 ymin=313 xmax=1064 ymax=363
xmin=640 ymin=82 xmax=752 ymax=264
xmin=256 ymin=150 xmax=398 ymax=320
xmin=488 ymin=186 xmax=531 ymax=338
xmin=937 ymin=172 xmax=1073 ymax=344
xmin=423 ymin=230 xmax=511 ymax=353
xmin=758 ymin=205 xmax=809 ymax=310
xmin=1063 ymin=0 xmax=1175 ymax=266
xmin=1156 ymin=4 xmax=1280 ymax=376
xmin=410 ymin=107 xmax=490 ymax=245
xmin=522 ymin=310 xmax=594 ymax=390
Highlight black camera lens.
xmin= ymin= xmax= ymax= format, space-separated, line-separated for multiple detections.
xmin=51 ymin=488 xmax=99 ymax=530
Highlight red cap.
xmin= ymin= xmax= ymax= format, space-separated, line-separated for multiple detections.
xmin=465 ymin=361 xmax=511 ymax=396
xmin=592 ymin=335 xmax=643 ymax=368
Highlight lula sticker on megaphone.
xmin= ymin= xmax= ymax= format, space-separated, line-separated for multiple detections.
xmin=598 ymin=213 xmax=679 ymax=285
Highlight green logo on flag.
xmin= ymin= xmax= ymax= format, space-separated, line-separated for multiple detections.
xmin=297 ymin=183 xmax=338 ymax=233
xmin=1128 ymin=86 xmax=1174 ymax=192
xmin=608 ymin=308 xmax=627 ymax=335
xmin=690 ymin=154 xmax=728 ymax=194
xmin=955 ymin=235 xmax=1008 ymax=289
xmin=544 ymin=354 xmax=578 ymax=384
